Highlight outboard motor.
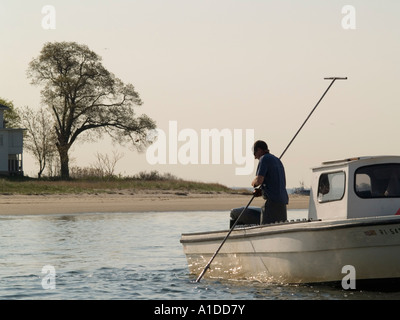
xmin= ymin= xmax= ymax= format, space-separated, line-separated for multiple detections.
xmin=229 ymin=206 xmax=261 ymax=228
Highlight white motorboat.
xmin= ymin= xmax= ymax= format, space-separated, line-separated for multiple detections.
xmin=180 ymin=156 xmax=400 ymax=284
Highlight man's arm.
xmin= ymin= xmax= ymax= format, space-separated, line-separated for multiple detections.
xmin=251 ymin=175 xmax=264 ymax=188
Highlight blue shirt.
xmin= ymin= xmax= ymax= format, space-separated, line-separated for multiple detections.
xmin=256 ymin=153 xmax=289 ymax=204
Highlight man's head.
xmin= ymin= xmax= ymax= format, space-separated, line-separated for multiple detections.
xmin=253 ymin=140 xmax=269 ymax=160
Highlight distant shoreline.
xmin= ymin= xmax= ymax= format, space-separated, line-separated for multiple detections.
xmin=0 ymin=191 xmax=309 ymax=215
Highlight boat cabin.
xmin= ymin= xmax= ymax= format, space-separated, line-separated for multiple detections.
xmin=308 ymin=156 xmax=400 ymax=221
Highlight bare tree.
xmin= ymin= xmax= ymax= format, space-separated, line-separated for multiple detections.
xmin=92 ymin=150 xmax=124 ymax=177
xmin=27 ymin=41 xmax=156 ymax=179
xmin=18 ymin=106 xmax=57 ymax=178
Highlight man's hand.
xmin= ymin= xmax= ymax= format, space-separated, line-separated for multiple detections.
xmin=253 ymin=188 xmax=262 ymax=197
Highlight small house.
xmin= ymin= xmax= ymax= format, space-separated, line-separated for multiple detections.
xmin=0 ymin=104 xmax=25 ymax=176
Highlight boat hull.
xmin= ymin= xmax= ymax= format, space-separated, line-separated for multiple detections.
xmin=180 ymin=216 xmax=400 ymax=284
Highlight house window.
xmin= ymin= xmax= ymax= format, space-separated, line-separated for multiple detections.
xmin=8 ymin=154 xmax=22 ymax=174
xmin=318 ymin=171 xmax=346 ymax=203
xmin=355 ymin=164 xmax=400 ymax=198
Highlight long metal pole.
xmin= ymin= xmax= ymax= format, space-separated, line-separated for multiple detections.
xmin=195 ymin=193 xmax=257 ymax=282
xmin=195 ymin=76 xmax=347 ymax=283
xmin=279 ymin=77 xmax=347 ymax=159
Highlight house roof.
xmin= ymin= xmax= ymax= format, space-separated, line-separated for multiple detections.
xmin=0 ymin=103 xmax=10 ymax=110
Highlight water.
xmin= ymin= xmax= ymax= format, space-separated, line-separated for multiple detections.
xmin=0 ymin=209 xmax=399 ymax=300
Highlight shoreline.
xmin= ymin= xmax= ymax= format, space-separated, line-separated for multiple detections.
xmin=0 ymin=191 xmax=309 ymax=215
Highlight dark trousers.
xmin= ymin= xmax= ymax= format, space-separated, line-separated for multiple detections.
xmin=260 ymin=200 xmax=287 ymax=224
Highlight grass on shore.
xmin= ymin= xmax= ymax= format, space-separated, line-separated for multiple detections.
xmin=0 ymin=176 xmax=243 ymax=196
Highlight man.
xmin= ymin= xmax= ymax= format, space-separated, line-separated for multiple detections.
xmin=252 ymin=140 xmax=288 ymax=224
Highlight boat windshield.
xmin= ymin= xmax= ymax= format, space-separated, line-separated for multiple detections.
xmin=318 ymin=171 xmax=345 ymax=203
xmin=355 ymin=164 xmax=400 ymax=198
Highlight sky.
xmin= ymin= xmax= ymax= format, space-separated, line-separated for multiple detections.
xmin=1 ymin=0 xmax=400 ymax=188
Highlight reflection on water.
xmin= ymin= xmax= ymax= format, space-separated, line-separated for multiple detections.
xmin=0 ymin=209 xmax=399 ymax=300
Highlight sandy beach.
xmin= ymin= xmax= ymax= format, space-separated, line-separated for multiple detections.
xmin=0 ymin=191 xmax=309 ymax=215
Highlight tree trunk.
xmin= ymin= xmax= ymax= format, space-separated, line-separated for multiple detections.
xmin=57 ymin=143 xmax=70 ymax=179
